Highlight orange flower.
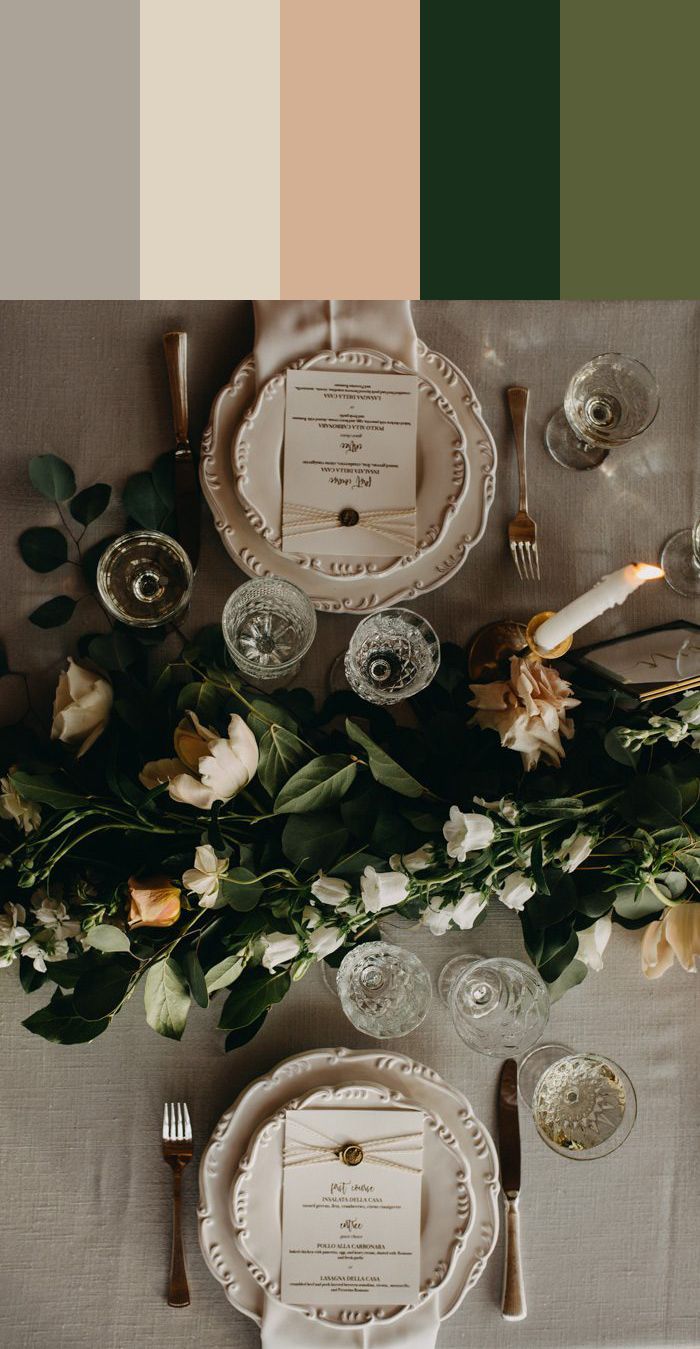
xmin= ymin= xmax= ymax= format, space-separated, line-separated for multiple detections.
xmin=127 ymin=874 xmax=181 ymax=928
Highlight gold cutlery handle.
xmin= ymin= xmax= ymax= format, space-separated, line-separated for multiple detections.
xmin=163 ymin=331 xmax=189 ymax=445
xmin=506 ymin=385 xmax=530 ymax=515
xmin=501 ymin=1193 xmax=527 ymax=1320
xmin=168 ymin=1165 xmax=190 ymax=1308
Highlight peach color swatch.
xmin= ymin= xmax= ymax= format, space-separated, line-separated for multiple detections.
xmin=280 ymin=0 xmax=420 ymax=299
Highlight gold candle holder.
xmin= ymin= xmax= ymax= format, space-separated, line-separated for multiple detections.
xmin=467 ymin=613 xmax=573 ymax=680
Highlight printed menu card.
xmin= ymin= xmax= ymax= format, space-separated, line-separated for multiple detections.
xmin=282 ymin=369 xmax=418 ymax=557
xmin=281 ymin=1108 xmax=424 ymax=1306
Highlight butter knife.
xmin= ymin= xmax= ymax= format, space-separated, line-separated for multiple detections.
xmin=163 ymin=330 xmax=200 ymax=571
xmin=498 ymin=1057 xmax=527 ymax=1320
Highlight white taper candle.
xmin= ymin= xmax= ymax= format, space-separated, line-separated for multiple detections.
xmin=535 ymin=563 xmax=664 ymax=653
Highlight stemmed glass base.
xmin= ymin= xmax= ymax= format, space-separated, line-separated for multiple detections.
xmin=660 ymin=528 xmax=700 ymax=597
xmin=544 ymin=407 xmax=609 ymax=471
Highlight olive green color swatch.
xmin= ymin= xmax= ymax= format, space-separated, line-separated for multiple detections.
xmin=560 ymin=0 xmax=700 ymax=298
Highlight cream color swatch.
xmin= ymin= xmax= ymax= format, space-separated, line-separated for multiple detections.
xmin=140 ymin=0 xmax=280 ymax=298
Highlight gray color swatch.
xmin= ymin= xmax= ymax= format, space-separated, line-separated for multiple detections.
xmin=0 ymin=0 xmax=138 ymax=298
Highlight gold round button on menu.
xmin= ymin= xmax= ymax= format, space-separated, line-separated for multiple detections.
xmin=339 ymin=1143 xmax=363 ymax=1166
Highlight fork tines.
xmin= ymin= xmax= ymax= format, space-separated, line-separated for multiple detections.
xmin=162 ymin=1101 xmax=192 ymax=1144
xmin=509 ymin=537 xmax=540 ymax=581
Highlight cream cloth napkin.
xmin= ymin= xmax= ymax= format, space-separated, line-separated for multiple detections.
xmin=253 ymin=300 xmax=418 ymax=389
xmin=261 ymin=1292 xmax=441 ymax=1349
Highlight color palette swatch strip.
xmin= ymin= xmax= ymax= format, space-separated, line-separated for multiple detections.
xmin=2 ymin=0 xmax=699 ymax=299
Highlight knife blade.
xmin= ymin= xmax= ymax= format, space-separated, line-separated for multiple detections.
xmin=163 ymin=331 xmax=200 ymax=571
xmin=498 ymin=1057 xmax=527 ymax=1320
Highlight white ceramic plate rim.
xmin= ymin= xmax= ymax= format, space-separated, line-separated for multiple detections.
xmin=198 ymin=1047 xmax=500 ymax=1328
xmin=200 ymin=341 xmax=497 ymax=613
xmin=232 ymin=352 xmax=468 ymax=577
xmin=229 ymin=1079 xmax=475 ymax=1324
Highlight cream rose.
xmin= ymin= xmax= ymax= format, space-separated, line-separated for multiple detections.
xmin=140 ymin=711 xmax=259 ymax=810
xmin=470 ymin=656 xmax=579 ymax=771
xmin=51 ymin=659 xmax=113 ymax=758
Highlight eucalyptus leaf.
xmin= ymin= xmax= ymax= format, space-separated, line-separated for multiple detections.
xmin=225 ymin=1012 xmax=267 ymax=1051
xmin=23 ymin=993 xmax=109 ymax=1044
xmin=281 ymin=811 xmax=350 ymax=872
xmin=220 ymin=867 xmax=264 ymax=912
xmin=122 ymin=472 xmax=170 ymax=530
xmin=144 ymin=958 xmax=190 ymax=1040
xmin=247 ymin=696 xmax=298 ymax=738
xmin=345 ymin=720 xmax=424 ymax=798
xmin=19 ymin=526 xmax=68 ymax=573
xmin=28 ymin=595 xmax=77 ymax=629
xmin=69 ymin=483 xmax=111 ymax=526
xmin=176 ymin=680 xmax=222 ymax=723
xmin=73 ymin=955 xmax=137 ymax=1021
xmin=183 ymin=948 xmax=209 ymax=1008
xmin=205 ymin=953 xmax=245 ymax=994
xmin=604 ymin=727 xmax=640 ymax=768
xmin=218 ymin=968 xmax=290 ymax=1030
xmin=618 ymin=775 xmax=683 ymax=830
xmin=88 ymin=630 xmax=140 ymax=672
xmin=546 ymin=957 xmax=588 ymax=1002
xmin=84 ymin=924 xmax=131 ymax=954
xmin=9 ymin=770 xmax=88 ymax=811
xmin=274 ymin=755 xmax=357 ymax=815
xmin=28 ymin=454 xmax=76 ymax=501
xmin=538 ymin=927 xmax=579 ymax=984
xmin=258 ymin=725 xmax=306 ymax=797
xmin=613 ymin=884 xmax=665 ymax=921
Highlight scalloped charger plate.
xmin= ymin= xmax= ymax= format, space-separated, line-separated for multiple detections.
xmin=198 ymin=1047 xmax=500 ymax=1329
xmin=233 ymin=352 xmax=468 ymax=577
xmin=230 ymin=1081 xmax=475 ymax=1325
xmin=200 ymin=342 xmax=497 ymax=613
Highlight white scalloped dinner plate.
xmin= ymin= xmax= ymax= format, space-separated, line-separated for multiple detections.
xmin=198 ymin=1048 xmax=500 ymax=1329
xmin=232 ymin=353 xmax=468 ymax=576
xmin=200 ymin=342 xmax=497 ymax=613
xmin=230 ymin=1081 xmax=475 ymax=1325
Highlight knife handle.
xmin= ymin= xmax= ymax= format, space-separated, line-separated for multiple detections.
xmin=501 ymin=1193 xmax=527 ymax=1320
xmin=163 ymin=331 xmax=189 ymax=444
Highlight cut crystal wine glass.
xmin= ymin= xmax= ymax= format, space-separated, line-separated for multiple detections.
xmin=661 ymin=514 xmax=700 ymax=597
xmin=545 ymin=353 xmax=659 ymax=470
xmin=96 ymin=531 xmax=193 ymax=627
xmin=222 ymin=577 xmax=317 ymax=682
xmin=439 ymin=955 xmax=550 ymax=1057
xmin=344 ymin=607 xmax=440 ymax=705
xmin=336 ymin=941 xmax=432 ymax=1038
xmin=518 ymin=1045 xmax=637 ymax=1159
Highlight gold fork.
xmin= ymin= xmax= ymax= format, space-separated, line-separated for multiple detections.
xmin=162 ymin=1101 xmax=193 ymax=1307
xmin=506 ymin=386 xmax=541 ymax=581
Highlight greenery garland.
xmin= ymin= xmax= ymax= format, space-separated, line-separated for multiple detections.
xmin=1 ymin=620 xmax=699 ymax=1050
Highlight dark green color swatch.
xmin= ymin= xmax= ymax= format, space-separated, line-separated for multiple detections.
xmin=561 ymin=0 xmax=700 ymax=298
xmin=421 ymin=0 xmax=560 ymax=299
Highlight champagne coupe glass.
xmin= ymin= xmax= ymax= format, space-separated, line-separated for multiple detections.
xmin=97 ymin=531 xmax=193 ymax=627
xmin=661 ymin=514 xmax=700 ymax=597
xmin=518 ymin=1044 xmax=637 ymax=1159
xmin=545 ymin=353 xmax=659 ymax=471
xmin=336 ymin=941 xmax=432 ymax=1038
xmin=344 ymin=608 xmax=440 ymax=705
xmin=438 ymin=955 xmax=550 ymax=1057
xmin=222 ymin=577 xmax=317 ymax=682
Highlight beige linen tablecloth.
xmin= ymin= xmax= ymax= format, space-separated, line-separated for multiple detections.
xmin=1 ymin=300 xmax=698 ymax=1349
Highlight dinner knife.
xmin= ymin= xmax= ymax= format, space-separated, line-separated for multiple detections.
xmin=498 ymin=1057 xmax=527 ymax=1320
xmin=163 ymin=330 xmax=200 ymax=571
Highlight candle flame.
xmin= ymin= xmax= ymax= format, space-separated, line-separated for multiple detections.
xmin=632 ymin=563 xmax=665 ymax=581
